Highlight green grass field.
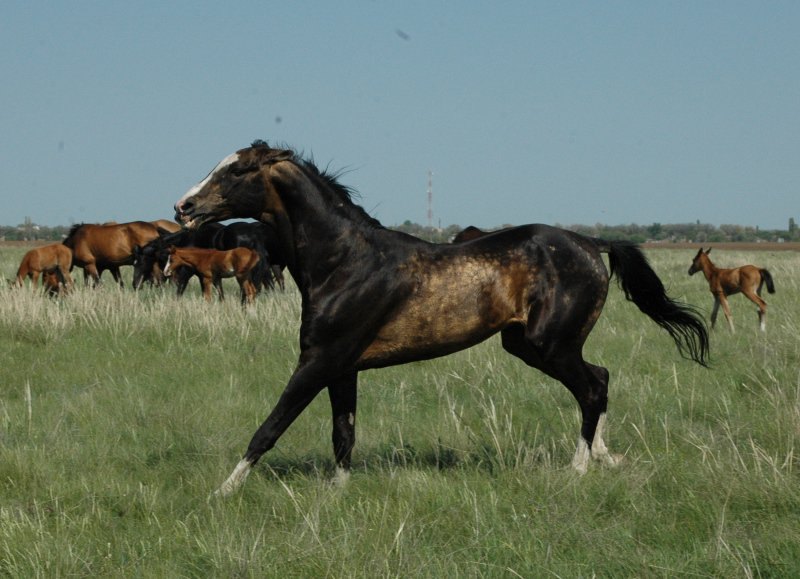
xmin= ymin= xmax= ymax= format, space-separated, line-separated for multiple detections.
xmin=1 ymin=246 xmax=798 ymax=577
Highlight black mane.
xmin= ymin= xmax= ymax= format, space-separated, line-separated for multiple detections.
xmin=254 ymin=140 xmax=384 ymax=230
xmin=63 ymin=223 xmax=85 ymax=243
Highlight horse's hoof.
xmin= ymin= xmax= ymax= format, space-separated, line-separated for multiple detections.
xmin=331 ymin=467 xmax=351 ymax=487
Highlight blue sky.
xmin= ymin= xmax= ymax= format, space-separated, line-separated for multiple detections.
xmin=2 ymin=2 xmax=798 ymax=230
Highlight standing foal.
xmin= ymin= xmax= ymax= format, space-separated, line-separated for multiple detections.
xmin=688 ymin=247 xmax=775 ymax=332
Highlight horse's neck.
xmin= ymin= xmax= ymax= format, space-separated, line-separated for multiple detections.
xmin=279 ymin=172 xmax=382 ymax=267
xmin=699 ymin=256 xmax=719 ymax=280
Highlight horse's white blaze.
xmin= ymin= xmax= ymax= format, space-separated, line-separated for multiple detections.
xmin=163 ymin=255 xmax=173 ymax=276
xmin=177 ymin=152 xmax=239 ymax=207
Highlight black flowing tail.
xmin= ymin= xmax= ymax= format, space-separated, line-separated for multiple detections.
xmin=603 ymin=240 xmax=710 ymax=367
xmin=760 ymin=269 xmax=776 ymax=294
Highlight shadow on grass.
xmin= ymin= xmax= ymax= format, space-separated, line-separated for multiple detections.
xmin=249 ymin=437 xmax=554 ymax=482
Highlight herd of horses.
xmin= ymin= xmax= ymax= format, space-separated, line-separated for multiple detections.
xmin=8 ymin=139 xmax=780 ymax=497
xmin=11 ymin=218 xmax=287 ymax=303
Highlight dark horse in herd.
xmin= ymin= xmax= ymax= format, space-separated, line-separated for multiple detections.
xmin=173 ymin=140 xmax=709 ymax=496
xmin=132 ymin=221 xmax=285 ymax=293
xmin=688 ymin=247 xmax=775 ymax=332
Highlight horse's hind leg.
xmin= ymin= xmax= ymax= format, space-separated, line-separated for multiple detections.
xmin=743 ymin=289 xmax=767 ymax=332
xmin=501 ymin=325 xmax=618 ymax=474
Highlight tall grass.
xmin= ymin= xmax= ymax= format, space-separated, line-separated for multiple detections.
xmin=1 ymin=247 xmax=798 ymax=576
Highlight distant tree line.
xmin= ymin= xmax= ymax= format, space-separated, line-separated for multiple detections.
xmin=2 ymin=217 xmax=798 ymax=244
xmin=393 ymin=219 xmax=799 ymax=244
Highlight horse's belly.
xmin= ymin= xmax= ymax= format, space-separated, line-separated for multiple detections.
xmin=356 ymin=265 xmax=530 ymax=368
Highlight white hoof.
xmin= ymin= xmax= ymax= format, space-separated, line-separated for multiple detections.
xmin=331 ymin=466 xmax=351 ymax=487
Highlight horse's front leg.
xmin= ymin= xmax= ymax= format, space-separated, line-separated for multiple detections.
xmin=328 ymin=371 xmax=358 ymax=484
xmin=717 ymin=294 xmax=735 ymax=333
xmin=216 ymin=363 xmax=331 ymax=497
xmin=201 ymin=277 xmax=214 ymax=302
xmin=710 ymin=295 xmax=721 ymax=330
xmin=214 ymin=276 xmax=225 ymax=301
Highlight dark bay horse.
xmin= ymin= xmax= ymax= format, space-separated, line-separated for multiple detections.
xmin=64 ymin=221 xmax=164 ymax=287
xmin=13 ymin=243 xmax=73 ymax=290
xmin=688 ymin=247 xmax=775 ymax=332
xmin=174 ymin=141 xmax=709 ymax=496
xmin=132 ymin=221 xmax=281 ymax=292
xmin=163 ymin=246 xmax=260 ymax=304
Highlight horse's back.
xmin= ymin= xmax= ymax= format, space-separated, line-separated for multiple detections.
xmin=69 ymin=222 xmax=160 ymax=265
xmin=356 ymin=224 xmax=608 ymax=369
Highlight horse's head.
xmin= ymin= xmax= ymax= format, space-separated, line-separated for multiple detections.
xmin=163 ymin=246 xmax=190 ymax=278
xmin=174 ymin=141 xmax=293 ymax=229
xmin=688 ymin=247 xmax=711 ymax=276
xmin=42 ymin=266 xmax=67 ymax=298
xmin=174 ymin=140 xmax=296 ymax=267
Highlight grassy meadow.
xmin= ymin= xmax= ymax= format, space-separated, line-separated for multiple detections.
xmin=1 ymin=245 xmax=799 ymax=577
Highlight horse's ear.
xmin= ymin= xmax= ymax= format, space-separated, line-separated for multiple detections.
xmin=705 ymin=248 xmax=712 ymax=254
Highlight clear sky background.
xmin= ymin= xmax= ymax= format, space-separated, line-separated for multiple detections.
xmin=2 ymin=2 xmax=798 ymax=230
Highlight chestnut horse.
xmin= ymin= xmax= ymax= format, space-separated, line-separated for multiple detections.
xmin=688 ymin=247 xmax=775 ymax=332
xmin=163 ymin=246 xmax=260 ymax=305
xmin=13 ymin=243 xmax=73 ymax=290
xmin=41 ymin=265 xmax=70 ymax=297
xmin=174 ymin=141 xmax=709 ymax=496
xmin=151 ymin=219 xmax=182 ymax=234
xmin=63 ymin=221 xmax=164 ymax=287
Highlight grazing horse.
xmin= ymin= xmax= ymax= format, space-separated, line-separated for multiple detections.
xmin=163 ymin=246 xmax=260 ymax=305
xmin=132 ymin=223 xmax=224 ymax=291
xmin=13 ymin=243 xmax=73 ymax=290
xmin=174 ymin=141 xmax=709 ymax=497
xmin=41 ymin=265 xmax=70 ymax=298
xmin=63 ymin=221 xmax=163 ymax=287
xmin=688 ymin=247 xmax=776 ymax=332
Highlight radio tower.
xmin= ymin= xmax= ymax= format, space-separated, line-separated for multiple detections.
xmin=427 ymin=170 xmax=433 ymax=229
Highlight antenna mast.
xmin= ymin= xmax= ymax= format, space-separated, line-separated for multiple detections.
xmin=427 ymin=169 xmax=433 ymax=229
